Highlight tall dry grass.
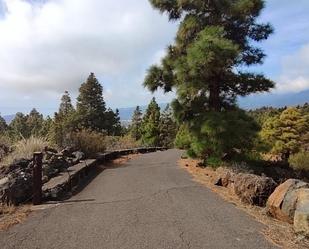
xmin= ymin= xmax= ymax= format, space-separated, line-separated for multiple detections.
xmin=1 ymin=136 xmax=50 ymax=166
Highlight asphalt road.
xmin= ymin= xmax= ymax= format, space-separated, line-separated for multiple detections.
xmin=0 ymin=149 xmax=279 ymax=249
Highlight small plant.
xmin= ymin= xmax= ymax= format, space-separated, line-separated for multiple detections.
xmin=206 ymin=156 xmax=223 ymax=169
xmin=289 ymin=151 xmax=309 ymax=171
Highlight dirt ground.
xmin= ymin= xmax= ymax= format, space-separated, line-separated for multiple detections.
xmin=0 ymin=204 xmax=31 ymax=231
xmin=179 ymin=158 xmax=309 ymax=249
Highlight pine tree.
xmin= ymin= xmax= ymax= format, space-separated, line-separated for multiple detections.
xmin=27 ymin=108 xmax=44 ymax=136
xmin=50 ymin=91 xmax=77 ymax=147
xmin=9 ymin=112 xmax=29 ymax=139
xmin=144 ymin=0 xmax=274 ymax=158
xmin=39 ymin=116 xmax=53 ymax=137
xmin=129 ymin=106 xmax=143 ymax=141
xmin=141 ymin=98 xmax=161 ymax=146
xmin=105 ymin=108 xmax=122 ymax=136
xmin=159 ymin=105 xmax=177 ymax=147
xmin=0 ymin=114 xmax=7 ymax=133
xmin=59 ymin=91 xmax=74 ymax=117
xmin=76 ymin=73 xmax=106 ymax=132
xmin=261 ymin=107 xmax=308 ymax=159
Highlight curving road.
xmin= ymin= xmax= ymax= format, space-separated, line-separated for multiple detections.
xmin=0 ymin=149 xmax=279 ymax=249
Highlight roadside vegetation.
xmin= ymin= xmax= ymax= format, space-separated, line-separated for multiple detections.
xmin=142 ymin=0 xmax=309 ymax=179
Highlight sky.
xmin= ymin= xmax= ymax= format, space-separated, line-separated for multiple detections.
xmin=0 ymin=0 xmax=309 ymax=115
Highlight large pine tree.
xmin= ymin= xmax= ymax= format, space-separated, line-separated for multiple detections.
xmin=76 ymin=73 xmax=106 ymax=132
xmin=144 ymin=0 xmax=274 ymax=159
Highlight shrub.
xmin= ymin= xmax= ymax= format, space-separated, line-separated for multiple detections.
xmin=1 ymin=136 xmax=49 ymax=166
xmin=104 ymin=135 xmax=141 ymax=151
xmin=289 ymin=151 xmax=309 ymax=171
xmin=70 ymin=129 xmax=106 ymax=157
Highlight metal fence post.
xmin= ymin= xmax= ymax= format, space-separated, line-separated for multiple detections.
xmin=33 ymin=152 xmax=43 ymax=205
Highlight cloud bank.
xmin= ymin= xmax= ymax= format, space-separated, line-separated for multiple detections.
xmin=0 ymin=0 xmax=177 ymax=114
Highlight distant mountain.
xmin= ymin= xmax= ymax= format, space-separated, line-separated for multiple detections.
xmin=118 ymin=103 xmax=168 ymax=121
xmin=239 ymin=90 xmax=309 ymax=110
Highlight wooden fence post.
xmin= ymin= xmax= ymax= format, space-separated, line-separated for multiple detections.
xmin=33 ymin=152 xmax=43 ymax=205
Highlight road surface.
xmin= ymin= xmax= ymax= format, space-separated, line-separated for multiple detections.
xmin=0 ymin=149 xmax=278 ymax=249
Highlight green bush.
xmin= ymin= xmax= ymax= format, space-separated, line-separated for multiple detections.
xmin=289 ymin=151 xmax=309 ymax=171
xmin=206 ymin=156 xmax=223 ymax=169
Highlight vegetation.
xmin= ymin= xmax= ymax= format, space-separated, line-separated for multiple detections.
xmin=1 ymin=136 xmax=50 ymax=166
xmin=260 ymin=107 xmax=308 ymax=159
xmin=129 ymin=106 xmax=143 ymax=141
xmin=144 ymin=0 xmax=273 ymax=163
xmin=289 ymin=151 xmax=309 ymax=171
xmin=140 ymin=97 xmax=161 ymax=146
xmin=69 ymin=129 xmax=107 ymax=158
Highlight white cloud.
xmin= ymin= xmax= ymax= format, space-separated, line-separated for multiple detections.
xmin=0 ymin=0 xmax=177 ymax=113
xmin=275 ymin=44 xmax=309 ymax=93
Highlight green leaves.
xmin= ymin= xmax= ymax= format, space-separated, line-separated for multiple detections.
xmin=141 ymin=98 xmax=161 ymax=146
xmin=260 ymin=108 xmax=308 ymax=157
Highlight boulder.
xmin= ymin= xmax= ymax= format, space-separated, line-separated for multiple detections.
xmin=233 ymin=173 xmax=278 ymax=207
xmin=72 ymin=151 xmax=85 ymax=164
xmin=294 ymin=189 xmax=309 ymax=236
xmin=267 ymin=179 xmax=309 ymax=223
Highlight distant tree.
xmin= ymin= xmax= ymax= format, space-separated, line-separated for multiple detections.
xmin=105 ymin=108 xmax=122 ymax=136
xmin=27 ymin=108 xmax=44 ymax=136
xmin=9 ymin=112 xmax=29 ymax=139
xmin=58 ymin=91 xmax=74 ymax=117
xmin=144 ymin=0 xmax=274 ymax=159
xmin=50 ymin=91 xmax=77 ymax=147
xmin=129 ymin=106 xmax=143 ymax=141
xmin=0 ymin=114 xmax=8 ymax=133
xmin=76 ymin=73 xmax=106 ymax=132
xmin=159 ymin=105 xmax=177 ymax=148
xmin=39 ymin=116 xmax=53 ymax=137
xmin=261 ymin=107 xmax=308 ymax=159
xmin=141 ymin=98 xmax=161 ymax=146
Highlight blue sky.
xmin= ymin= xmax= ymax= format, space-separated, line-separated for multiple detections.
xmin=0 ymin=0 xmax=308 ymax=116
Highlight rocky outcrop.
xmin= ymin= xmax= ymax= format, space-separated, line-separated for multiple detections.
xmin=233 ymin=173 xmax=278 ymax=207
xmin=294 ymin=189 xmax=309 ymax=236
xmin=266 ymin=179 xmax=309 ymax=223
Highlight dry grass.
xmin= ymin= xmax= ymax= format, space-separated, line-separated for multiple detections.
xmin=179 ymin=158 xmax=309 ymax=249
xmin=0 ymin=204 xmax=31 ymax=231
xmin=1 ymin=136 xmax=49 ymax=166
